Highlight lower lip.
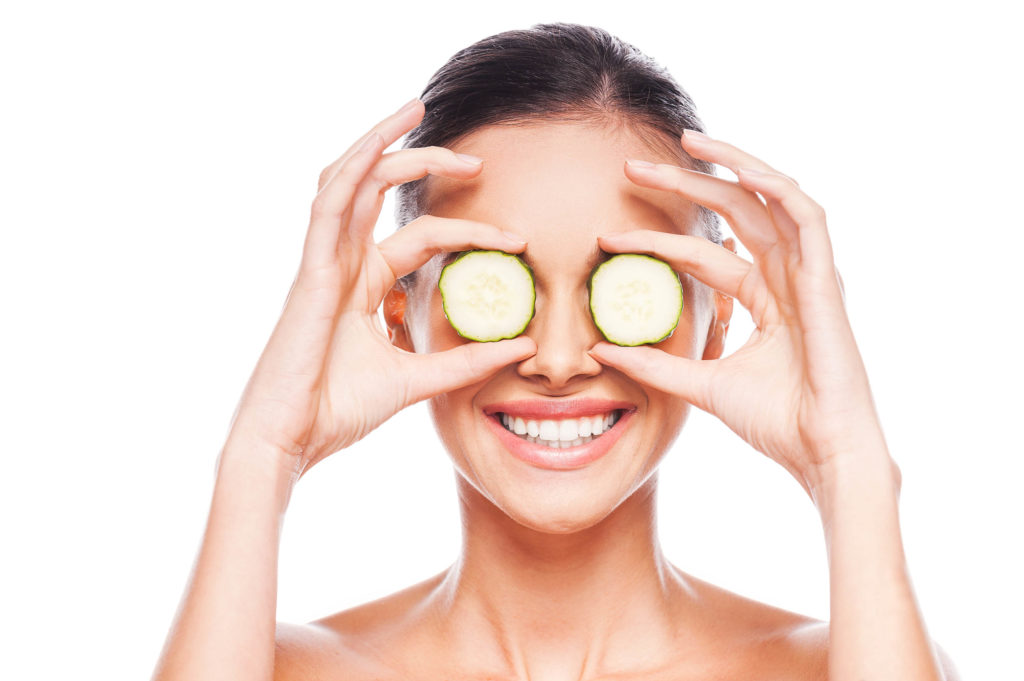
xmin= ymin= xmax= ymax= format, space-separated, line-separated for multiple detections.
xmin=483 ymin=410 xmax=635 ymax=471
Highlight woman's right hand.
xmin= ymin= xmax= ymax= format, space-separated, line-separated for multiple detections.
xmin=224 ymin=98 xmax=537 ymax=475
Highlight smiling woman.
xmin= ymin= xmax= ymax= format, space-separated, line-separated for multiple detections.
xmin=388 ymin=120 xmax=723 ymax=534
xmin=150 ymin=22 xmax=961 ymax=681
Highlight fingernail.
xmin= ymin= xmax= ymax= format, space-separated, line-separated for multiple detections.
xmin=359 ymin=132 xmax=383 ymax=152
xmin=456 ymin=153 xmax=483 ymax=165
xmin=626 ymin=158 xmax=656 ymax=168
xmin=683 ymin=128 xmax=710 ymax=142
xmin=398 ymin=97 xmax=420 ymax=113
xmin=502 ymin=230 xmax=527 ymax=243
xmin=737 ymin=167 xmax=765 ymax=176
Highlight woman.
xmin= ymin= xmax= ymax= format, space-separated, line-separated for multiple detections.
xmin=152 ymin=23 xmax=960 ymax=681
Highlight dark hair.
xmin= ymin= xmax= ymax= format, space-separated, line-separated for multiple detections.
xmin=395 ymin=22 xmax=721 ymax=292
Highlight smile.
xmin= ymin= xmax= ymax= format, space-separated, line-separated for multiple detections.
xmin=481 ymin=399 xmax=636 ymax=470
xmin=495 ymin=410 xmax=624 ymax=448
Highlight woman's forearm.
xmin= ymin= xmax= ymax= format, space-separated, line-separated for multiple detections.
xmin=812 ymin=428 xmax=946 ymax=681
xmin=151 ymin=437 xmax=299 ymax=681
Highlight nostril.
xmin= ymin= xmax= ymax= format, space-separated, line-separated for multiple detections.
xmin=511 ymin=296 xmax=606 ymax=387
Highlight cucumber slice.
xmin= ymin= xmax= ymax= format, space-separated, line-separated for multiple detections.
xmin=588 ymin=254 xmax=683 ymax=346
xmin=438 ymin=250 xmax=536 ymax=342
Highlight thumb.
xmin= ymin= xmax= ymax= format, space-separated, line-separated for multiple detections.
xmin=587 ymin=342 xmax=715 ymax=411
xmin=402 ymin=336 xmax=537 ymax=406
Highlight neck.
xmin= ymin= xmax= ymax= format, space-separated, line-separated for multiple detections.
xmin=428 ymin=473 xmax=696 ymax=681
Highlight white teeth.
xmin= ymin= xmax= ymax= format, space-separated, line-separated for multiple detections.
xmin=530 ymin=435 xmax=595 ymax=448
xmin=498 ymin=410 xmax=623 ymax=447
xmin=539 ymin=420 xmax=559 ymax=441
xmin=513 ymin=416 xmax=526 ymax=435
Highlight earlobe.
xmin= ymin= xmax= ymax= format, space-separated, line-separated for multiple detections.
xmin=703 ymin=290 xmax=734 ymax=361
xmin=702 ymin=236 xmax=737 ymax=360
xmin=383 ymin=285 xmax=413 ymax=351
xmin=384 ymin=286 xmax=406 ymax=327
xmin=703 ymin=318 xmax=729 ymax=361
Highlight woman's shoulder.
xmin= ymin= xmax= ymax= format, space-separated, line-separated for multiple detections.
xmin=677 ymin=570 xmax=831 ymax=679
xmin=273 ymin=570 xmax=445 ymax=681
xmin=677 ymin=570 xmax=960 ymax=681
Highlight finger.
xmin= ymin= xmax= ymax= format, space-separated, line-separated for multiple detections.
xmin=596 ymin=229 xmax=756 ymax=311
xmin=402 ymin=336 xmax=538 ymax=406
xmin=301 ymin=98 xmax=426 ymax=272
xmin=735 ymin=167 xmax=837 ymax=281
xmin=376 ymin=215 xmax=528 ymax=284
xmin=623 ymin=159 xmax=781 ymax=257
xmin=680 ymin=130 xmax=801 ymax=187
xmin=679 ymin=130 xmax=806 ymax=244
xmin=587 ymin=341 xmax=716 ymax=413
xmin=302 ymin=132 xmax=386 ymax=273
xmin=316 ymin=98 xmax=425 ymax=192
xmin=679 ymin=131 xmax=803 ymax=246
xmin=346 ymin=146 xmax=486 ymax=242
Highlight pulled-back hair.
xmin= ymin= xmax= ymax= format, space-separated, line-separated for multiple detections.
xmin=395 ymin=22 xmax=721 ymax=291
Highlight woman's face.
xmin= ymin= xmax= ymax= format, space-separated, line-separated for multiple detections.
xmin=390 ymin=121 xmax=731 ymax=533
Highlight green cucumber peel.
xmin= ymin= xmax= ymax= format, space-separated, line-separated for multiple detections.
xmin=587 ymin=253 xmax=683 ymax=347
xmin=438 ymin=249 xmax=536 ymax=342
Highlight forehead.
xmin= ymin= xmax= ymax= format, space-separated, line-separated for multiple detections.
xmin=420 ymin=121 xmax=703 ymax=281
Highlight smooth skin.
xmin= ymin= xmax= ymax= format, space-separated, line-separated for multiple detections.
xmin=151 ymin=98 xmax=961 ymax=681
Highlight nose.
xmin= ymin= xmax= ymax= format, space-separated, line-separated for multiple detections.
xmin=516 ymin=286 xmax=604 ymax=389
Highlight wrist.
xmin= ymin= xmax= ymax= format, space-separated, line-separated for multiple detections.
xmin=216 ymin=434 xmax=303 ymax=515
xmin=804 ymin=428 xmax=902 ymax=518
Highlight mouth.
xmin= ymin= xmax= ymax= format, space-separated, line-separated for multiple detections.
xmin=481 ymin=399 xmax=636 ymax=470
xmin=492 ymin=409 xmax=625 ymax=448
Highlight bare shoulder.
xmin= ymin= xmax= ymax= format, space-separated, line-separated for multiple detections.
xmin=273 ymin=570 xmax=447 ymax=681
xmin=272 ymin=616 xmax=405 ymax=681
xmin=274 ymin=621 xmax=353 ymax=681
xmin=681 ymin=571 xmax=960 ymax=681
xmin=679 ymin=572 xmax=829 ymax=680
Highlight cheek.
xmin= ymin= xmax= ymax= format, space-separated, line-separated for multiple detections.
xmin=429 ymin=292 xmax=474 ymax=353
xmin=651 ymin=276 xmax=706 ymax=359
xmin=407 ymin=281 xmax=468 ymax=354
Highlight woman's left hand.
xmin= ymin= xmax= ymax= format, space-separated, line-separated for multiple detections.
xmin=588 ymin=131 xmax=894 ymax=498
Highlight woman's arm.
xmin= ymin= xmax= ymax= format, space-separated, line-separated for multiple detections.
xmin=150 ymin=440 xmax=296 ymax=681
xmin=813 ymin=427 xmax=960 ymax=681
xmin=589 ymin=131 xmax=956 ymax=681
xmin=149 ymin=97 xmax=536 ymax=681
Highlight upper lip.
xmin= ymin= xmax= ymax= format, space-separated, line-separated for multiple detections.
xmin=482 ymin=398 xmax=637 ymax=420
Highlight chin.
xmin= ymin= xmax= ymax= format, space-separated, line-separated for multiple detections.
xmin=461 ymin=466 xmax=655 ymax=536
xmin=500 ymin=495 xmax=619 ymax=535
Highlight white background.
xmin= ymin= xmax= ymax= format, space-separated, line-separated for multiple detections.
xmin=2 ymin=1 xmax=1020 ymax=678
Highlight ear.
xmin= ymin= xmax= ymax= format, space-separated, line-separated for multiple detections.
xmin=702 ymin=237 xmax=736 ymax=361
xmin=383 ymin=284 xmax=415 ymax=353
